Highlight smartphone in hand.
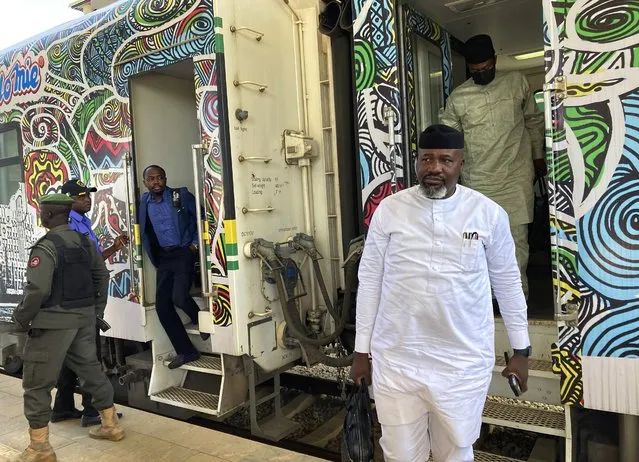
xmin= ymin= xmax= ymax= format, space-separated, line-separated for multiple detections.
xmin=504 ymin=352 xmax=522 ymax=397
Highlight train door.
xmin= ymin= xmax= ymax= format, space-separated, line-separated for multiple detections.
xmin=413 ymin=35 xmax=445 ymax=130
xmin=395 ymin=0 xmax=639 ymax=451
xmin=541 ymin=2 xmax=639 ymax=422
xmin=128 ymin=59 xmax=206 ymax=320
xmin=401 ymin=2 xmax=555 ymax=321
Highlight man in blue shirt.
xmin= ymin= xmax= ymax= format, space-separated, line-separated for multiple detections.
xmin=138 ymin=165 xmax=208 ymax=369
xmin=62 ymin=179 xmax=129 ymax=259
xmin=51 ymin=179 xmax=128 ymax=427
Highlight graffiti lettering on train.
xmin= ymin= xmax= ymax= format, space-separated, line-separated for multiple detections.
xmin=0 ymin=53 xmax=45 ymax=107
xmin=0 ymin=187 xmax=40 ymax=304
xmin=0 ymin=0 xmax=232 ymax=325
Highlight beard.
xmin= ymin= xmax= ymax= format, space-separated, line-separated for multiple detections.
xmin=419 ymin=180 xmax=448 ymax=199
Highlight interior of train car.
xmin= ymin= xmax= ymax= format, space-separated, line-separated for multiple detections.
xmin=128 ymin=59 xmax=206 ymax=314
xmin=407 ymin=0 xmax=553 ymax=320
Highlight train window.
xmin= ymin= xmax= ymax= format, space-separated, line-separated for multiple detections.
xmin=414 ymin=35 xmax=445 ymax=129
xmin=0 ymin=126 xmax=22 ymax=206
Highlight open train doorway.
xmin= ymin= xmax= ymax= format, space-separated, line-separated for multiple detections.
xmin=128 ymin=59 xmax=204 ymax=315
xmin=401 ymin=0 xmax=553 ymax=320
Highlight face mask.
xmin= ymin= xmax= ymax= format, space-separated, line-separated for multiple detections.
xmin=471 ymin=67 xmax=496 ymax=85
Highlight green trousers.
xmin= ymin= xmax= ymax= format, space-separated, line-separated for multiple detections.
xmin=22 ymin=323 xmax=114 ymax=428
xmin=510 ymin=224 xmax=530 ymax=300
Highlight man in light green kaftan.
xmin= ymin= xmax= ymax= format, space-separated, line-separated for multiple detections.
xmin=440 ymin=34 xmax=545 ymax=300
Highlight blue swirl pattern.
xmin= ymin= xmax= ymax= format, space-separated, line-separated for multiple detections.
xmin=583 ymin=301 xmax=639 ymax=357
xmin=578 ymin=92 xmax=639 ymax=302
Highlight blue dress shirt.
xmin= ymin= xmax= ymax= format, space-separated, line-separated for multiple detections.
xmin=68 ymin=210 xmax=101 ymax=252
xmin=147 ymin=190 xmax=181 ymax=248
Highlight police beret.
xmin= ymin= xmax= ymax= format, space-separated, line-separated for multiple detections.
xmin=419 ymin=124 xmax=464 ymax=149
xmin=464 ymin=34 xmax=495 ymax=64
xmin=40 ymin=193 xmax=73 ymax=205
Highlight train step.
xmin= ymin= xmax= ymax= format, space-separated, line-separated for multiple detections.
xmin=482 ymin=397 xmax=566 ymax=437
xmin=428 ymin=450 xmax=524 ymax=461
xmin=162 ymin=354 xmax=223 ymax=375
xmin=151 ymin=386 xmax=220 ymax=415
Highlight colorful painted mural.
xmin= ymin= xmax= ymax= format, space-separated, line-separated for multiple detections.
xmin=352 ymin=1 xmax=454 ymax=225
xmin=193 ymin=53 xmax=232 ymax=327
xmin=0 ymin=0 xmax=232 ymax=326
xmin=353 ymin=0 xmax=639 ymax=407
xmin=401 ymin=6 xmax=453 ymax=186
xmin=352 ymin=0 xmax=404 ymax=227
xmin=544 ymin=0 xmax=639 ymax=405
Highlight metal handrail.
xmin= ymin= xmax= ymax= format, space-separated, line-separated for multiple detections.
xmin=123 ymin=152 xmax=139 ymax=299
xmin=191 ymin=144 xmax=215 ymax=299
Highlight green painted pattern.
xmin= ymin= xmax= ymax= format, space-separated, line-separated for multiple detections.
xmin=214 ymin=34 xmax=224 ymax=53
xmin=72 ymin=89 xmax=114 ymax=134
xmin=551 ymin=148 xmax=573 ymax=183
xmin=226 ymin=243 xmax=238 ymax=256
xmin=564 ymin=105 xmax=611 ymax=189
xmin=354 ymin=41 xmax=375 ymax=91
xmin=573 ymin=51 xmax=614 ymax=74
xmin=576 ymin=2 xmax=639 ymax=43
xmin=214 ymin=16 xmax=224 ymax=53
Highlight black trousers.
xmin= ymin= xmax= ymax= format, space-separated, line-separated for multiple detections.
xmin=52 ymin=324 xmax=101 ymax=416
xmin=155 ymin=246 xmax=200 ymax=355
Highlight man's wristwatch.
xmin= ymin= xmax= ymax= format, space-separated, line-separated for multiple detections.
xmin=513 ymin=346 xmax=532 ymax=357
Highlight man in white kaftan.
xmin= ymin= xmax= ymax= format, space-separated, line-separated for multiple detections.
xmin=351 ymin=124 xmax=530 ymax=462
xmin=440 ymin=34 xmax=545 ymax=300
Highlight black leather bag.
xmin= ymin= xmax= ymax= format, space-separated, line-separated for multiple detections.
xmin=341 ymin=381 xmax=375 ymax=462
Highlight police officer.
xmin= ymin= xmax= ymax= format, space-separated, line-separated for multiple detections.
xmin=12 ymin=193 xmax=125 ymax=462
xmin=52 ymin=178 xmax=128 ymax=427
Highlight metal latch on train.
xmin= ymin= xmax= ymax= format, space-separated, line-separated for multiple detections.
xmin=283 ymin=130 xmax=315 ymax=162
xmin=543 ymin=75 xmax=567 ymax=100
xmin=555 ymin=302 xmax=578 ymax=327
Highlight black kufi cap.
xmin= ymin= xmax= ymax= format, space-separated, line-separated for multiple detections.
xmin=419 ymin=124 xmax=464 ymax=150
xmin=464 ymin=34 xmax=495 ymax=64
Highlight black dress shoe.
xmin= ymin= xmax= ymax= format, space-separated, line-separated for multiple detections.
xmin=51 ymin=408 xmax=82 ymax=422
xmin=168 ymin=352 xmax=201 ymax=369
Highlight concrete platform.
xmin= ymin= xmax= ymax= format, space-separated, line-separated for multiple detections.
xmin=0 ymin=374 xmax=324 ymax=461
